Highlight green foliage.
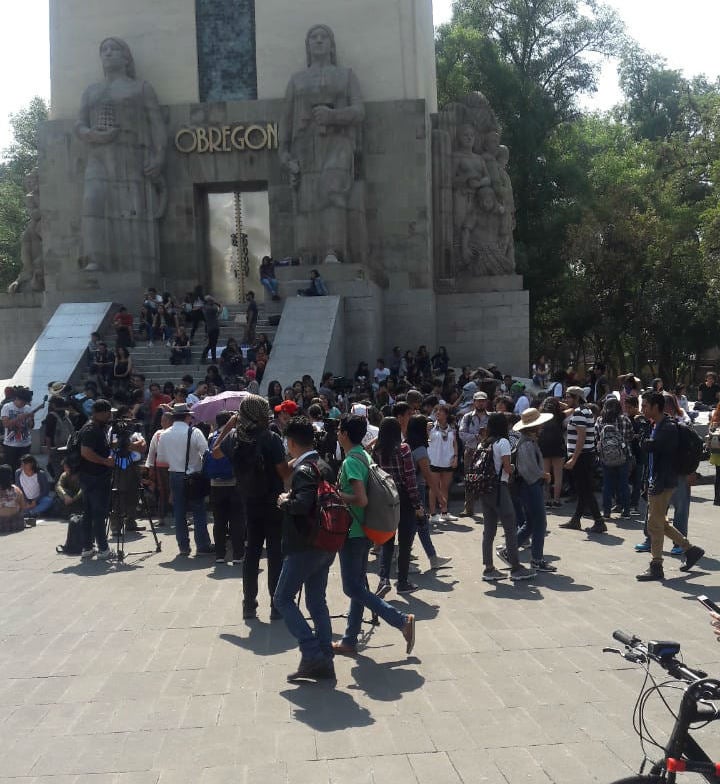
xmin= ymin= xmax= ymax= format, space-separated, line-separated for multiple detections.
xmin=0 ymin=97 xmax=48 ymax=288
xmin=436 ymin=1 xmax=720 ymax=379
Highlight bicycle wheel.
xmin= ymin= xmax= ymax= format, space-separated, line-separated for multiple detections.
xmin=608 ymin=777 xmax=663 ymax=783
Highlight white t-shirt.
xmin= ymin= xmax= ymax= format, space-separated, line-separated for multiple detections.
xmin=428 ymin=425 xmax=456 ymax=467
xmin=492 ymin=438 xmax=512 ymax=483
xmin=374 ymin=367 xmax=391 ymax=384
xmin=19 ymin=471 xmax=40 ymax=500
xmin=1 ymin=403 xmax=33 ymax=448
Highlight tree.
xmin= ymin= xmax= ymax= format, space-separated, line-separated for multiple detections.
xmin=435 ymin=0 xmax=625 ymax=347
xmin=0 ymin=97 xmax=48 ymax=288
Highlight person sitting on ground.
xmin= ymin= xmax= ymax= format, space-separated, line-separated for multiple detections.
xmin=16 ymin=454 xmax=54 ymax=520
xmin=696 ymin=371 xmax=720 ymax=411
xmin=298 ymin=268 xmax=328 ymax=297
xmin=0 ymin=463 xmax=24 ymax=533
xmin=54 ymin=459 xmax=83 ymax=518
xmin=220 ymin=337 xmax=243 ymax=379
xmin=170 ymin=326 xmax=191 ymax=365
xmin=431 ymin=346 xmax=450 ymax=375
xmin=113 ymin=346 xmax=133 ymax=397
xmin=113 ymin=306 xmax=135 ymax=349
xmin=204 ymin=365 xmax=225 ymax=393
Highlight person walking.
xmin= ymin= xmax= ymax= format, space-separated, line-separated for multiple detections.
xmin=332 ymin=415 xmax=416 ymax=657
xmin=477 ymin=413 xmax=535 ymax=582
xmin=513 ymin=409 xmax=557 ymax=573
xmin=636 ymin=392 xmax=704 ymax=581
xmin=274 ymin=416 xmax=336 ymax=682
xmin=594 ymin=396 xmax=633 ymax=522
xmin=559 ymin=386 xmax=605 ymax=534
xmin=373 ymin=417 xmax=423 ymax=596
xmin=157 ymin=403 xmax=214 ymax=556
xmin=201 ymin=295 xmax=222 ymax=363
xmin=708 ymin=402 xmax=720 ymax=506
xmin=458 ymin=391 xmax=489 ymax=516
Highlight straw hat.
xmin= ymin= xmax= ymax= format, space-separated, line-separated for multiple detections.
xmin=513 ymin=407 xmax=553 ymax=432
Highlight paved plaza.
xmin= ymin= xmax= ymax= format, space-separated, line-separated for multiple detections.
xmin=1 ymin=470 xmax=719 ymax=784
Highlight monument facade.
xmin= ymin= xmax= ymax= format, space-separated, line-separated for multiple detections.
xmin=0 ymin=0 xmax=529 ymax=379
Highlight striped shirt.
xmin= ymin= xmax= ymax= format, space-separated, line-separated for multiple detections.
xmin=566 ymin=406 xmax=595 ymax=455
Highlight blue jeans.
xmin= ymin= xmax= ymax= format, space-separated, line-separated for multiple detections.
xmin=338 ymin=537 xmax=408 ymax=647
xmin=602 ymin=462 xmax=630 ymax=516
xmin=79 ymin=472 xmax=111 ymax=551
xmin=273 ymin=550 xmax=335 ymax=662
xmin=24 ymin=494 xmax=54 ymax=517
xmin=261 ymin=276 xmax=279 ymax=296
xmin=671 ymin=475 xmax=690 ymax=537
xmin=517 ymin=480 xmax=547 ymax=561
xmin=169 ymin=471 xmax=211 ymax=550
xmin=415 ymin=514 xmax=436 ymax=558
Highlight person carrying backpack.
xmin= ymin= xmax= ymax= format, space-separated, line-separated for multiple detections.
xmin=332 ymin=414 xmax=416 ymax=657
xmin=636 ymin=392 xmax=704 ymax=581
xmin=273 ymin=416 xmax=338 ymax=682
xmin=206 ymin=412 xmax=245 ymax=565
xmin=594 ymin=396 xmax=633 ymax=522
xmin=213 ymin=395 xmax=290 ymax=620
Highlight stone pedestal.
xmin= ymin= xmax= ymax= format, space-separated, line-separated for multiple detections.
xmin=436 ymin=286 xmax=530 ymax=377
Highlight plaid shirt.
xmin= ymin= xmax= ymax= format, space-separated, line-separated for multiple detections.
xmin=594 ymin=414 xmax=634 ymax=451
xmin=374 ymin=442 xmax=420 ymax=507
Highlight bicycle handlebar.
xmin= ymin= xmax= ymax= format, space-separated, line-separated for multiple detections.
xmin=613 ymin=629 xmax=639 ymax=647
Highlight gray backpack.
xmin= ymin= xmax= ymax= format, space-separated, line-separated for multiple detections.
xmin=349 ymin=450 xmax=400 ymax=545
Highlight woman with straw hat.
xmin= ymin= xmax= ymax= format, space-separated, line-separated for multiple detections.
xmin=510 ymin=409 xmax=557 ymax=573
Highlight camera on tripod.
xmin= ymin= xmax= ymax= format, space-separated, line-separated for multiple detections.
xmin=109 ymin=413 xmax=144 ymax=470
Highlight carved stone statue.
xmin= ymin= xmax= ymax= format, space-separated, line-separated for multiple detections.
xmin=8 ymin=168 xmax=44 ymax=293
xmin=75 ymin=37 xmax=167 ymax=273
xmin=432 ymin=92 xmax=516 ymax=279
xmin=280 ymin=24 xmax=367 ymax=264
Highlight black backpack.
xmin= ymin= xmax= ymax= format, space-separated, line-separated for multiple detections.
xmin=674 ymin=422 xmax=704 ymax=475
xmin=233 ymin=430 xmax=271 ymax=498
xmin=56 ymin=514 xmax=84 ymax=555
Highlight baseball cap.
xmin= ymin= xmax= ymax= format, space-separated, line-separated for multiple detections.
xmin=473 ymin=391 xmax=488 ymax=401
xmin=274 ymin=400 xmax=299 ymax=415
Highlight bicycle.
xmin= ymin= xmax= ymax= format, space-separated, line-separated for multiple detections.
xmin=604 ymin=629 xmax=720 ymax=782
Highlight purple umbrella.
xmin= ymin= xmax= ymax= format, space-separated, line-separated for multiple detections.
xmin=191 ymin=390 xmax=249 ymax=423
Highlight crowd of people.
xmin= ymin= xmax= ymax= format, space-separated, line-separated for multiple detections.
xmin=2 ymin=324 xmax=720 ymax=679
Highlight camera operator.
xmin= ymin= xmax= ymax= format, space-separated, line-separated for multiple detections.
xmin=109 ymin=406 xmax=147 ymax=535
xmin=79 ymin=399 xmax=114 ymax=560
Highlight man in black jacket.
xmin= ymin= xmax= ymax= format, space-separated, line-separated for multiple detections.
xmin=274 ymin=416 xmax=336 ymax=682
xmin=637 ymin=392 xmax=704 ymax=581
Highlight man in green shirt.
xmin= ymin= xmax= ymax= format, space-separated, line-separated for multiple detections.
xmin=332 ymin=415 xmax=416 ymax=657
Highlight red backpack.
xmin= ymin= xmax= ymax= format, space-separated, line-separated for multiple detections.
xmin=306 ymin=463 xmax=352 ymax=552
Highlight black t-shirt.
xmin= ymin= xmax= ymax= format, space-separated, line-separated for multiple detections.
xmin=79 ymin=422 xmax=111 ymax=476
xmin=699 ymin=383 xmax=720 ymax=405
xmin=221 ymin=427 xmax=284 ymax=500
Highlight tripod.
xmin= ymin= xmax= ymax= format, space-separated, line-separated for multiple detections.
xmin=105 ymin=462 xmax=161 ymax=561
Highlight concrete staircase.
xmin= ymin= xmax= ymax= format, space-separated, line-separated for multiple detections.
xmin=117 ymin=303 xmax=280 ymax=385
xmin=260 ymin=295 xmax=344 ymax=393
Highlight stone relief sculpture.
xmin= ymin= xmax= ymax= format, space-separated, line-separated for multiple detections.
xmin=75 ymin=37 xmax=167 ymax=273
xmin=280 ymin=24 xmax=367 ymax=264
xmin=432 ymin=92 xmax=516 ymax=279
xmin=8 ymin=168 xmax=44 ymax=293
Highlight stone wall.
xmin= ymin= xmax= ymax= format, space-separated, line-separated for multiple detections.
xmin=436 ymin=290 xmax=530 ymax=377
xmin=49 ymin=0 xmax=436 ymax=120
xmin=0 ymin=295 xmax=48 ymax=379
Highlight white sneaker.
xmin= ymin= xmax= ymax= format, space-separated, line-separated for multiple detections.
xmin=80 ymin=548 xmax=96 ymax=559
xmin=430 ymin=514 xmax=442 ymax=524
xmin=96 ymin=548 xmax=113 ymax=560
xmin=442 ymin=512 xmax=459 ymax=522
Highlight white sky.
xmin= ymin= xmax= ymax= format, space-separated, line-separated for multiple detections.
xmin=1 ymin=0 xmax=720 ymax=151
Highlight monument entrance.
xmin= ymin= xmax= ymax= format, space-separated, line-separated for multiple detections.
xmin=204 ymin=188 xmax=269 ymax=304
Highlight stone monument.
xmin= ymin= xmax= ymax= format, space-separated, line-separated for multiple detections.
xmin=280 ymin=24 xmax=367 ymax=265
xmin=433 ymin=91 xmax=517 ymax=281
xmin=7 ymin=168 xmax=44 ymax=294
xmin=75 ymin=37 xmax=167 ymax=273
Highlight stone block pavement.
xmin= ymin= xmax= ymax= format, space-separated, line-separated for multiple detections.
xmin=1 ymin=468 xmax=719 ymax=783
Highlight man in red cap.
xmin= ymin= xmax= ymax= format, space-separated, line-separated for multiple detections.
xmin=273 ymin=400 xmax=299 ymax=434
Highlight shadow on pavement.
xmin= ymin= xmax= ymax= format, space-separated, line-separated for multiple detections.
xmin=219 ymin=626 xmax=295 ymax=656
xmin=158 ymin=555 xmax=215 ymax=571
xmin=348 ymin=654 xmax=425 ymax=702
xmin=280 ymin=685 xmax=374 ymax=731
